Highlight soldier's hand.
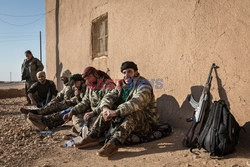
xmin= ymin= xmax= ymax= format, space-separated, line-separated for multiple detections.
xmin=102 ymin=108 xmax=109 ymax=121
xmin=107 ymin=110 xmax=116 ymax=121
xmin=65 ymin=100 xmax=72 ymax=106
xmin=83 ymin=111 xmax=94 ymax=122
xmin=63 ymin=111 xmax=73 ymax=121
xmin=74 ymin=89 xmax=80 ymax=97
xmin=102 ymin=108 xmax=116 ymax=122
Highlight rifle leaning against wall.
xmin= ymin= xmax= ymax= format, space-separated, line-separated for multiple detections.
xmin=182 ymin=63 xmax=217 ymax=147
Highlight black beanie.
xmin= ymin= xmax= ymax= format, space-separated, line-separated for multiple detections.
xmin=120 ymin=61 xmax=138 ymax=72
xmin=69 ymin=74 xmax=83 ymax=82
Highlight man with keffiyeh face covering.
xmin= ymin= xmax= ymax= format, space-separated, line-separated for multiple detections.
xmin=63 ymin=66 xmax=116 ymax=133
xmin=74 ymin=61 xmax=159 ymax=157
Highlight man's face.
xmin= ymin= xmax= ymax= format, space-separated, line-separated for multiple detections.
xmin=122 ymin=68 xmax=136 ymax=84
xmin=25 ymin=53 xmax=32 ymax=60
xmin=60 ymin=77 xmax=68 ymax=84
xmin=38 ymin=74 xmax=46 ymax=84
xmin=83 ymin=73 xmax=97 ymax=86
xmin=74 ymin=80 xmax=82 ymax=89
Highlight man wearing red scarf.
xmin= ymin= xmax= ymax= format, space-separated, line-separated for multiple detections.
xmin=63 ymin=66 xmax=115 ymax=133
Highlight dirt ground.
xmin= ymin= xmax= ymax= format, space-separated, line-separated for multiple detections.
xmin=0 ymin=84 xmax=250 ymax=167
xmin=0 ymin=82 xmax=25 ymax=99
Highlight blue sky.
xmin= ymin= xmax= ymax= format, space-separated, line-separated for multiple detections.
xmin=0 ymin=0 xmax=45 ymax=81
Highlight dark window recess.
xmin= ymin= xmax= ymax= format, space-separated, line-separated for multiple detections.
xmin=91 ymin=13 xmax=108 ymax=58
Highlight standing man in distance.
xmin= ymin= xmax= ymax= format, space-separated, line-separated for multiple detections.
xmin=21 ymin=50 xmax=44 ymax=105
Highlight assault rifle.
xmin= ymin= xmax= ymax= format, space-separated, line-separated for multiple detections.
xmin=182 ymin=63 xmax=217 ymax=147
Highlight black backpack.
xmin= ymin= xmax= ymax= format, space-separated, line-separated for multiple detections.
xmin=191 ymin=100 xmax=240 ymax=156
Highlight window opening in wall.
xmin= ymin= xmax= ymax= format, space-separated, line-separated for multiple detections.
xmin=91 ymin=13 xmax=108 ymax=58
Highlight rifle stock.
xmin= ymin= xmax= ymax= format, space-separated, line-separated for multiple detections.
xmin=182 ymin=63 xmax=217 ymax=147
xmin=182 ymin=122 xmax=198 ymax=147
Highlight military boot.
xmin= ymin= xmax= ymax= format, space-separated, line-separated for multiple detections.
xmin=27 ymin=113 xmax=46 ymax=131
xmin=20 ymin=107 xmax=39 ymax=115
xmin=96 ymin=140 xmax=118 ymax=157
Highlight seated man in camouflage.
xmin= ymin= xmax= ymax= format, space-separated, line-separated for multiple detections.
xmin=74 ymin=61 xmax=159 ymax=157
xmin=63 ymin=66 xmax=116 ymax=134
xmin=27 ymin=71 xmax=58 ymax=107
xmin=20 ymin=69 xmax=74 ymax=115
xmin=26 ymin=74 xmax=86 ymax=131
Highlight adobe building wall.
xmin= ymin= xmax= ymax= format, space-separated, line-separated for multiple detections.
xmin=46 ymin=0 xmax=250 ymax=126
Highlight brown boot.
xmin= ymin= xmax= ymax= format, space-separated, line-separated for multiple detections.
xmin=74 ymin=136 xmax=99 ymax=149
xmin=27 ymin=113 xmax=46 ymax=131
xmin=96 ymin=140 xmax=118 ymax=157
xmin=20 ymin=106 xmax=39 ymax=115
xmin=24 ymin=103 xmax=31 ymax=106
xmin=20 ymin=107 xmax=30 ymax=114
xmin=71 ymin=126 xmax=79 ymax=135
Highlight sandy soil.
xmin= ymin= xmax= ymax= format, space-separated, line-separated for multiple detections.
xmin=0 ymin=85 xmax=250 ymax=167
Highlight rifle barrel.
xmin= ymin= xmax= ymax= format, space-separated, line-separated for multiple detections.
xmin=206 ymin=63 xmax=216 ymax=84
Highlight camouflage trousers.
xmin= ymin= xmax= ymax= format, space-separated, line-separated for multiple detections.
xmin=37 ymin=101 xmax=70 ymax=115
xmin=91 ymin=110 xmax=152 ymax=144
xmin=72 ymin=114 xmax=84 ymax=133
xmin=42 ymin=112 xmax=97 ymax=132
xmin=42 ymin=112 xmax=65 ymax=129
xmin=72 ymin=114 xmax=97 ymax=133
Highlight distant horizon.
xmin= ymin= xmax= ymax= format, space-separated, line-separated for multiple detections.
xmin=0 ymin=81 xmax=25 ymax=83
xmin=0 ymin=0 xmax=46 ymax=82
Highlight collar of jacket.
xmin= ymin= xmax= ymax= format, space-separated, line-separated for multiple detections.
xmin=117 ymin=74 xmax=147 ymax=101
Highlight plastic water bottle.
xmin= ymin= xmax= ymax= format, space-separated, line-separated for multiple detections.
xmin=60 ymin=108 xmax=71 ymax=116
xmin=82 ymin=123 xmax=88 ymax=138
xmin=40 ymin=130 xmax=53 ymax=135
xmin=63 ymin=136 xmax=82 ymax=147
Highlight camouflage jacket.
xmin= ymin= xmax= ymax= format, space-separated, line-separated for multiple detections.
xmin=51 ymin=82 xmax=74 ymax=103
xmin=100 ymin=74 xmax=159 ymax=125
xmin=21 ymin=57 xmax=44 ymax=81
xmin=71 ymin=77 xmax=115 ymax=116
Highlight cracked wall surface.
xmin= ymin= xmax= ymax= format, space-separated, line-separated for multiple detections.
xmin=46 ymin=0 xmax=250 ymax=126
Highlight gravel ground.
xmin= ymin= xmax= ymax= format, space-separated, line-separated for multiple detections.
xmin=0 ymin=97 xmax=250 ymax=167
